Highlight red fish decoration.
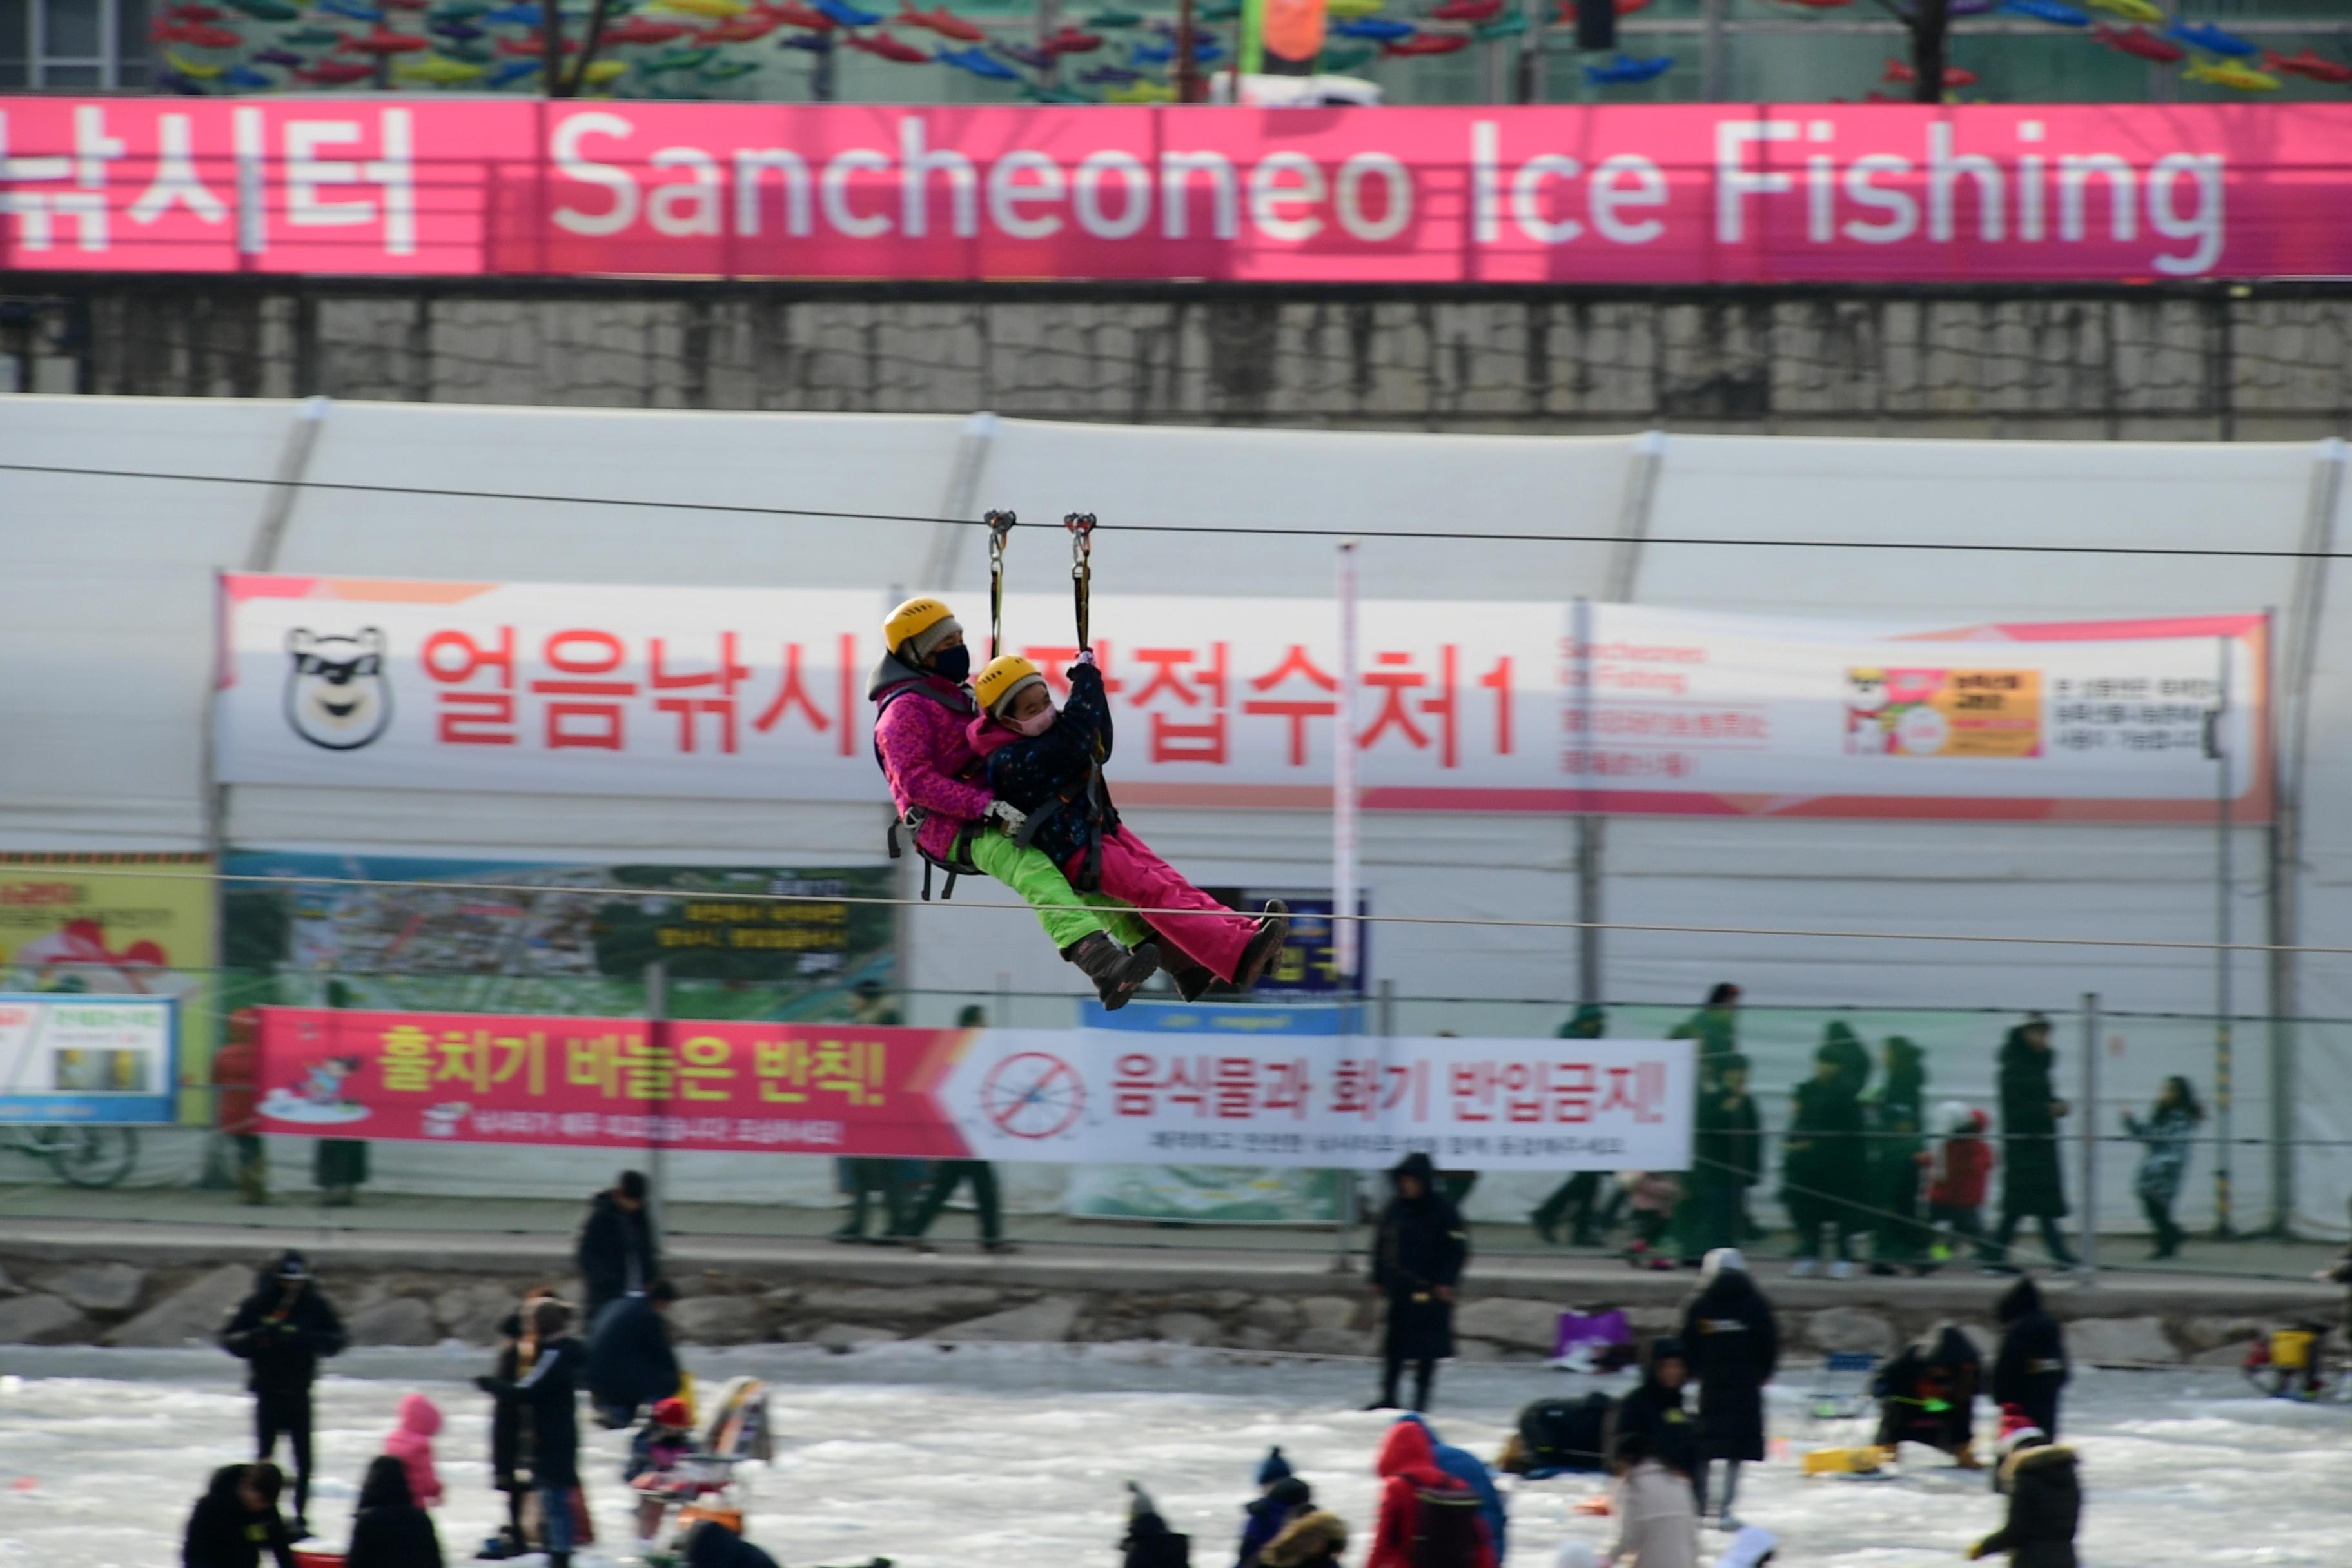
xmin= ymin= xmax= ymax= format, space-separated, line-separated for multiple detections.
xmin=1430 ymin=0 xmax=1499 ymax=20
xmin=152 ymin=18 xmax=244 ymax=44
xmin=898 ymin=3 xmax=982 ymax=39
xmin=1041 ymin=24 xmax=1102 ymax=51
xmin=1385 ymin=30 xmax=1467 ymax=52
xmin=847 ymin=26 xmax=927 ymax=57
xmin=1883 ymin=55 xmax=1976 ymax=86
xmin=602 ymin=14 xmax=692 ymax=41
xmin=295 ymin=57 xmax=377 ymax=79
xmin=2090 ymin=23 xmax=2181 ymax=60
xmin=701 ymin=12 xmax=778 ymax=37
xmin=337 ymin=24 xmax=429 ymax=49
xmin=765 ymin=0 xmax=836 ymax=26
xmin=2267 ymin=48 xmax=2352 ymax=83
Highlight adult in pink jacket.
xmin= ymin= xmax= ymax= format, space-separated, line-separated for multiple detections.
xmin=870 ymin=597 xmax=1159 ymax=1006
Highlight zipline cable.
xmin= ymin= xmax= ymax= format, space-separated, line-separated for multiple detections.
xmin=14 ymin=459 xmax=2352 ymax=563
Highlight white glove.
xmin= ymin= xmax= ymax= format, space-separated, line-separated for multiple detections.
xmin=986 ymin=799 xmax=1028 ymax=832
xmin=1075 ymin=647 xmax=1098 ymax=669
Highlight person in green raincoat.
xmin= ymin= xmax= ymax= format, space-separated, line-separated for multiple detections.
xmin=1867 ymin=1036 xmax=1930 ymax=1275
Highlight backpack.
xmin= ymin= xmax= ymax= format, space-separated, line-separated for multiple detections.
xmin=1518 ymin=1393 xmax=1613 ymax=1474
xmin=1407 ymin=1483 xmax=1485 ymax=1568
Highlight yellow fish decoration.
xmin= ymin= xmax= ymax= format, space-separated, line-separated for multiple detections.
xmin=2183 ymin=57 xmax=2279 ymax=91
xmin=2084 ymin=0 xmax=2160 ymax=18
xmin=396 ymin=52 xmax=486 ymax=81
xmin=649 ymin=0 xmax=748 ymax=15
xmin=1104 ymin=77 xmax=1175 ymax=101
xmin=164 ymin=47 xmax=226 ymax=76
xmin=579 ymin=56 xmax=628 ymax=81
xmin=1325 ymin=0 xmax=1383 ymax=15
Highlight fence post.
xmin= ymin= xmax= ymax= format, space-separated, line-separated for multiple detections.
xmin=645 ymin=959 xmax=668 ymax=1240
xmin=2078 ymin=992 xmax=2099 ymax=1284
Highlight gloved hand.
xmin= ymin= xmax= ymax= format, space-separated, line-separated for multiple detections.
xmin=1075 ymin=647 xmax=1097 ymax=669
xmin=986 ymin=799 xmax=1028 ymax=832
xmin=474 ymin=1374 xmax=500 ymax=1394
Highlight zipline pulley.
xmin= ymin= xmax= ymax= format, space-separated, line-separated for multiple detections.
xmin=1065 ymin=511 xmax=1097 ymax=653
xmin=985 ymin=509 xmax=1017 ymax=658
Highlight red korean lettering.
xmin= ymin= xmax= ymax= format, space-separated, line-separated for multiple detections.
xmin=1361 ymin=645 xmax=1460 ymax=767
xmin=1263 ymin=1058 xmax=1313 ymax=1119
xmin=1382 ymin=1061 xmax=1429 ymax=1121
xmin=1500 ymin=1061 xmax=1542 ymax=1124
xmin=1213 ymin=1057 xmax=1257 ymax=1120
xmin=421 ymin=627 xmax=516 ymax=746
xmin=1020 ymin=642 xmax=1121 ymax=698
xmin=1244 ymin=645 xmax=1338 ymax=767
xmin=1481 ymin=656 xmax=1514 ymax=756
xmin=1449 ymin=1060 xmax=1496 ymax=1123
xmin=531 ymin=630 xmax=634 ymax=751
xmin=1132 ymin=643 xmax=1230 ymax=765
xmin=1549 ymin=1061 xmax=1596 ymax=1123
xmin=651 ymin=632 xmax=748 ymax=755
xmin=1113 ymin=1052 xmax=1159 ymax=1117
xmin=1331 ymin=1057 xmax=1380 ymax=1119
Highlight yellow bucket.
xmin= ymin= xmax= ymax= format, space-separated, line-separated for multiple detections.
xmin=1802 ymin=1446 xmax=1892 ymax=1476
xmin=2271 ymin=1329 xmax=2317 ymax=1371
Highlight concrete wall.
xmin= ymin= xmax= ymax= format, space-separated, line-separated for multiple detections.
xmin=9 ymin=281 xmax=2352 ymax=439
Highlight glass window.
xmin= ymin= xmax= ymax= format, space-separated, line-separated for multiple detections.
xmin=115 ymin=0 xmax=150 ymax=84
xmin=0 ymin=0 xmax=27 ymax=84
xmin=42 ymin=59 xmax=98 ymax=81
xmin=41 ymin=0 xmax=99 ymax=58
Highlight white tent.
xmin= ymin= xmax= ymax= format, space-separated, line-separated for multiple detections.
xmin=5 ymin=395 xmax=2345 ymax=1235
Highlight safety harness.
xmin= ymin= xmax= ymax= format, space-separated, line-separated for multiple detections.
xmin=874 ymin=679 xmax=983 ymax=902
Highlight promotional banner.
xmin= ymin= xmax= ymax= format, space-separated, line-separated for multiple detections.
xmin=0 ymin=99 xmax=2326 ymax=283
xmin=255 ymin=1005 xmax=1694 ymax=1170
xmin=217 ymin=574 xmax=1555 ymax=811
xmin=1065 ymin=999 xmax=1352 ymax=1224
xmin=224 ymin=850 xmax=894 ymax=1019
xmin=219 ymin=572 xmax=2270 ymax=823
xmin=0 ymin=995 xmax=179 ymax=1124
xmin=0 ymin=854 xmax=215 ymax=1114
xmin=1569 ymin=606 xmax=2271 ymax=821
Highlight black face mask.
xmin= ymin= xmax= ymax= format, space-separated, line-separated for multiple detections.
xmin=930 ymin=645 xmax=971 ymax=683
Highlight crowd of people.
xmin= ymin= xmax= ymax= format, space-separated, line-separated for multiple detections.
xmin=1531 ymin=992 xmax=2210 ymax=1279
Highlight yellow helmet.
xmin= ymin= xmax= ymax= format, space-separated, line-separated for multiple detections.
xmin=975 ymin=654 xmax=1046 ymax=716
xmin=883 ymin=597 xmax=956 ymax=659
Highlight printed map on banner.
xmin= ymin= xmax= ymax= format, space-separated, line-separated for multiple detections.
xmin=253 ymin=1008 xmax=1695 ymax=1172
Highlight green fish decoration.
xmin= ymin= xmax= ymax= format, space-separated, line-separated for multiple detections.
xmin=1473 ymin=9 xmax=1525 ymax=37
xmin=1318 ymin=42 xmax=1374 ymax=68
xmin=282 ymin=24 xmax=343 ymax=41
xmin=226 ymin=0 xmax=304 ymax=19
xmin=1085 ymin=6 xmax=1142 ymax=25
xmin=643 ymin=43 xmax=714 ymax=68
xmin=700 ymin=55 xmax=757 ymax=76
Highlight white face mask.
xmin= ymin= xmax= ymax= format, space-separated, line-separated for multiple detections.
xmin=1010 ymin=706 xmax=1057 ymax=738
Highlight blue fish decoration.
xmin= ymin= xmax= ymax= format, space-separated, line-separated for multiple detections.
xmin=1997 ymin=0 xmax=2086 ymax=25
xmin=253 ymin=44 xmax=304 ymax=63
xmin=429 ymin=15 xmax=483 ymax=36
xmin=315 ymin=0 xmax=385 ymax=18
xmin=1127 ymin=36 xmax=1170 ymax=61
xmin=1077 ymin=61 xmax=1137 ymax=81
xmin=487 ymin=55 xmax=540 ymax=82
xmin=1192 ymin=34 xmax=1222 ymax=59
xmin=2166 ymin=19 xmax=2255 ymax=56
xmin=939 ymin=43 xmax=1019 ymax=77
xmin=1583 ymin=50 xmax=1672 ymax=83
xmin=157 ymin=68 xmax=210 ymax=93
xmin=779 ymin=30 xmax=830 ymax=48
xmin=994 ymin=40 xmax=1050 ymax=67
xmin=222 ymin=61 xmax=275 ymax=84
xmin=1332 ymin=15 xmax=1412 ymax=38
xmin=811 ymin=0 xmax=879 ymax=23
xmin=480 ymin=1 xmax=542 ymax=23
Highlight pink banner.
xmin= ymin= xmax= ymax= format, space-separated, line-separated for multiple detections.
xmin=0 ymin=99 xmax=2340 ymax=283
xmin=255 ymin=1006 xmax=975 ymax=1156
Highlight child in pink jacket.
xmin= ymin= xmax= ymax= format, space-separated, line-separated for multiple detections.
xmin=383 ymin=1392 xmax=444 ymax=1508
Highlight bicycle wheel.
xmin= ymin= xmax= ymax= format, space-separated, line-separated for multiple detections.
xmin=46 ymin=1127 xmax=137 ymax=1189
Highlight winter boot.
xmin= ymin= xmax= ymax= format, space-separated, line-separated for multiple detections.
xmin=1061 ymin=931 xmax=1159 ymax=1010
xmin=1157 ymin=945 xmax=1217 ymax=1002
xmin=1234 ymin=900 xmax=1293 ymax=989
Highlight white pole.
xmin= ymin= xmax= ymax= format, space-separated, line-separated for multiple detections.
xmin=1335 ymin=541 xmax=1361 ymax=992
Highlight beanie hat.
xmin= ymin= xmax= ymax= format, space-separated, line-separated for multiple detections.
xmin=1996 ymin=1403 xmax=2047 ymax=1459
xmin=908 ymin=614 xmax=965 ymax=662
xmin=1256 ymin=1446 xmax=1293 ymax=1487
xmin=1700 ymin=1246 xmax=1746 ymax=1286
xmin=651 ymin=1397 xmax=691 ymax=1429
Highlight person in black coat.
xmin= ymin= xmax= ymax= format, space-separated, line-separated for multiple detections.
xmin=1993 ymin=1277 xmax=2070 ymax=1444
xmin=1989 ymin=1017 xmax=2078 ymax=1271
xmin=1367 ymin=1150 xmax=1469 ymax=1414
xmin=1603 ymin=1335 xmax=1700 ymax=1489
xmin=1868 ymin=1037 xmax=1932 ymax=1275
xmin=220 ymin=1251 xmax=346 ymax=1535
xmin=577 ymin=1170 xmax=660 ymax=1322
xmin=1874 ymin=1321 xmax=1984 ymax=1465
xmin=347 ymin=1455 xmax=442 ymax=1568
xmin=683 ymin=1518 xmax=782 ymax=1568
xmin=1687 ymin=1055 xmax=1763 ymax=1259
xmin=482 ymin=1289 xmax=554 ymax=1558
xmin=585 ymin=1279 xmax=682 ymax=1429
xmin=1971 ymin=1421 xmax=2080 ymax=1568
xmin=182 ymin=1462 xmax=297 ymax=1568
xmin=479 ymin=1298 xmax=587 ymax=1568
xmin=1677 ymin=1248 xmax=1778 ymax=1527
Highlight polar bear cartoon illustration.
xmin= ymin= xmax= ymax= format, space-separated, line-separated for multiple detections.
xmin=1844 ymin=667 xmax=1894 ymax=755
xmin=284 ymin=627 xmax=393 ymax=751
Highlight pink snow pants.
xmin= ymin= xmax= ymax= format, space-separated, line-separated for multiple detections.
xmin=1071 ymin=826 xmax=1257 ymax=981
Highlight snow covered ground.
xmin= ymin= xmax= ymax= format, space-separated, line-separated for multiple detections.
xmin=0 ymin=1341 xmax=2346 ymax=1567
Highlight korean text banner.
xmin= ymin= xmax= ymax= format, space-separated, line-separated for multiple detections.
xmin=0 ymin=99 xmax=2337 ymax=284
xmin=254 ymin=1006 xmax=1694 ymax=1171
xmin=0 ymin=995 xmax=179 ymax=1124
xmin=1570 ymin=605 xmax=2271 ymax=823
xmin=216 ymin=574 xmax=1557 ymax=811
xmin=220 ymin=573 xmax=2269 ymax=822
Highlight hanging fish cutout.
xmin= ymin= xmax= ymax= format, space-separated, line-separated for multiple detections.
xmin=1583 ymin=50 xmax=1672 ymax=82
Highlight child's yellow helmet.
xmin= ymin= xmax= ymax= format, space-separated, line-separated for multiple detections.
xmin=975 ymin=654 xmax=1046 ymax=716
xmin=883 ymin=597 xmax=956 ymax=660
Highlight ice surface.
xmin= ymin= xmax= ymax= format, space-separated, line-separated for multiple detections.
xmin=0 ymin=1342 xmax=2344 ymax=1567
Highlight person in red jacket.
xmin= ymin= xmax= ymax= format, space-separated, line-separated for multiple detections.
xmin=1927 ymin=1102 xmax=1995 ymax=1269
xmin=1364 ymin=1418 xmax=1495 ymax=1568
